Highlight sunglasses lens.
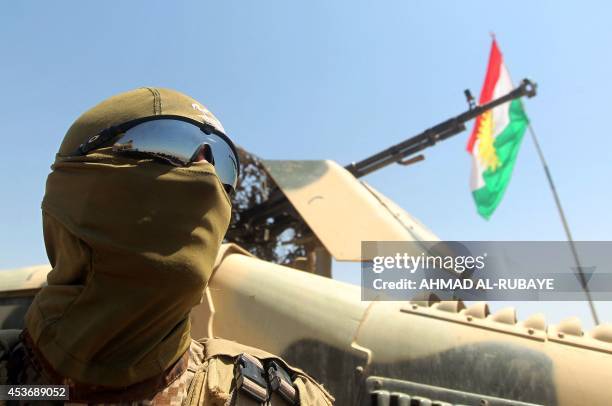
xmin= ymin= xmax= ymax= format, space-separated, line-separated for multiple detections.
xmin=113 ymin=119 xmax=239 ymax=190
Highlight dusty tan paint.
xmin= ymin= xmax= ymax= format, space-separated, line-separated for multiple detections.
xmin=191 ymin=246 xmax=612 ymax=405
xmin=0 ymin=265 xmax=50 ymax=295
xmin=263 ymin=160 xmax=439 ymax=261
xmin=361 ymin=181 xmax=439 ymax=242
xmin=194 ymin=246 xmax=369 ymax=352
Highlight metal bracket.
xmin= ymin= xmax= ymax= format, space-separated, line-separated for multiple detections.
xmin=397 ymin=154 xmax=425 ymax=167
xmin=234 ymin=353 xmax=269 ymax=402
xmin=266 ymin=360 xmax=297 ymax=404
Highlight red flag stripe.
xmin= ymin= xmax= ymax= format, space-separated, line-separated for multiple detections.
xmin=466 ymin=39 xmax=503 ymax=153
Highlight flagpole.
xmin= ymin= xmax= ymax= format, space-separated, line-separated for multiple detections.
xmin=527 ymin=124 xmax=600 ymax=325
xmin=491 ymin=31 xmax=600 ymax=325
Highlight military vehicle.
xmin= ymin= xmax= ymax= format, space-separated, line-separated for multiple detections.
xmin=2 ymin=79 xmax=612 ymax=405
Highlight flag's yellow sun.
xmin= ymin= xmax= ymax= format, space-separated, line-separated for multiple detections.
xmin=476 ymin=110 xmax=500 ymax=171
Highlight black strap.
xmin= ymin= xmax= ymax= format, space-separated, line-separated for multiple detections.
xmin=74 ymin=115 xmax=223 ymax=156
xmin=76 ymin=125 xmax=122 ymax=155
xmin=267 ymin=360 xmax=297 ymax=404
xmin=234 ymin=353 xmax=269 ymax=403
xmin=233 ymin=354 xmax=298 ymax=405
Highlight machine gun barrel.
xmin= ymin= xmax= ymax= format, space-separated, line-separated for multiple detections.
xmin=237 ymin=79 xmax=536 ymax=228
xmin=345 ymin=78 xmax=537 ymax=178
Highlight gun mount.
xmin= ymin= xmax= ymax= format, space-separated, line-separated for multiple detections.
xmin=227 ymin=79 xmax=537 ymax=261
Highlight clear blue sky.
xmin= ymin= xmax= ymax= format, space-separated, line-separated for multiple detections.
xmin=1 ymin=1 xmax=611 ymax=327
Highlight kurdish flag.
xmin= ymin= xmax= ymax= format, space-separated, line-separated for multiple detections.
xmin=467 ymin=39 xmax=529 ymax=219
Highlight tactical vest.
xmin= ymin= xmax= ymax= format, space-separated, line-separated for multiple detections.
xmin=185 ymin=338 xmax=334 ymax=406
xmin=1 ymin=331 xmax=334 ymax=406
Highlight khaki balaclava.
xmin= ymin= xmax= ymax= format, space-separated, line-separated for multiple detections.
xmin=25 ymin=88 xmax=232 ymax=387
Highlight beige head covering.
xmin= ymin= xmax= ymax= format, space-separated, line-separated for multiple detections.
xmin=25 ymin=88 xmax=232 ymax=387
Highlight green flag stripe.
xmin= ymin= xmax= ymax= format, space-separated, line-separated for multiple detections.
xmin=473 ymin=99 xmax=529 ymax=219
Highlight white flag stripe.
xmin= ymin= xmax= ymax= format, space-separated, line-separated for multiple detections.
xmin=491 ymin=63 xmax=513 ymax=138
xmin=470 ymin=138 xmax=486 ymax=190
xmin=469 ymin=62 xmax=514 ymax=192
